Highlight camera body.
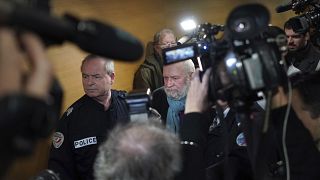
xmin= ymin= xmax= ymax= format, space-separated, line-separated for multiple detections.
xmin=125 ymin=89 xmax=161 ymax=122
xmin=125 ymin=89 xmax=151 ymax=122
xmin=163 ymin=23 xmax=224 ymax=72
xmin=218 ymin=34 xmax=286 ymax=103
xmin=163 ymin=4 xmax=287 ymax=105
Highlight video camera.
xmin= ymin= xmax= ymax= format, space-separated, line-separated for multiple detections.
xmin=163 ymin=23 xmax=225 ymax=71
xmin=276 ymin=0 xmax=320 ymax=46
xmin=163 ymin=4 xmax=287 ymax=107
xmin=125 ymin=89 xmax=162 ymax=122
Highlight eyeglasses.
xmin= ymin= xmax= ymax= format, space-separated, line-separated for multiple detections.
xmin=157 ymin=42 xmax=177 ymax=48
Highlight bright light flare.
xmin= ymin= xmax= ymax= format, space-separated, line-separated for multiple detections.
xmin=180 ymin=19 xmax=197 ymax=31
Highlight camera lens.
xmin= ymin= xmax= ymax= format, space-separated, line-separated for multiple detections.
xmin=226 ymin=4 xmax=269 ymax=40
xmin=233 ymin=19 xmax=251 ymax=33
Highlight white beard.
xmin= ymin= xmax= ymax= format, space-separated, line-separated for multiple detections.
xmin=164 ymin=80 xmax=190 ymax=100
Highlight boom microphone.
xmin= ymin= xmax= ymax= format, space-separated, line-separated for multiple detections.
xmin=0 ymin=1 xmax=144 ymax=61
xmin=275 ymin=3 xmax=293 ymax=13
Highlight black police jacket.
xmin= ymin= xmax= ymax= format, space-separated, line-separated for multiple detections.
xmin=178 ymin=110 xmax=254 ymax=180
xmin=48 ymin=90 xmax=129 ymax=180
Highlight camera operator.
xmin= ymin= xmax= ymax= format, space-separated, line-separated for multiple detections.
xmin=0 ymin=27 xmax=53 ymax=177
xmin=284 ymin=17 xmax=320 ymax=75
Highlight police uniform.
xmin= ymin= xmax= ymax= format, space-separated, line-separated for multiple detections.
xmin=205 ymin=108 xmax=253 ymax=180
xmin=178 ymin=107 xmax=257 ymax=180
xmin=48 ymin=90 xmax=129 ymax=180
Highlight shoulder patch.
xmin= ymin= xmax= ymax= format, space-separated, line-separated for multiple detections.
xmin=113 ymin=90 xmax=127 ymax=99
xmin=236 ymin=132 xmax=247 ymax=147
xmin=52 ymin=132 xmax=64 ymax=149
xmin=118 ymin=91 xmax=127 ymax=98
xmin=66 ymin=107 xmax=74 ymax=116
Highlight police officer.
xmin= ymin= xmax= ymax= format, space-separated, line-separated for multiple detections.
xmin=48 ymin=54 xmax=129 ymax=180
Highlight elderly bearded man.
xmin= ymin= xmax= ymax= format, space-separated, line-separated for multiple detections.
xmin=152 ymin=59 xmax=195 ymax=134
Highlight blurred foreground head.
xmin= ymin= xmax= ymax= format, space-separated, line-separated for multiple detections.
xmin=94 ymin=121 xmax=181 ymax=180
xmin=94 ymin=120 xmax=181 ymax=180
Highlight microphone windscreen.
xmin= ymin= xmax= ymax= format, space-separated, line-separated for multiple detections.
xmin=73 ymin=20 xmax=144 ymax=61
xmin=0 ymin=1 xmax=144 ymax=61
xmin=275 ymin=3 xmax=292 ymax=13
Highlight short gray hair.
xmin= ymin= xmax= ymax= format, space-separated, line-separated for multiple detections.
xmin=94 ymin=120 xmax=181 ymax=180
xmin=81 ymin=54 xmax=114 ymax=74
xmin=153 ymin=28 xmax=176 ymax=44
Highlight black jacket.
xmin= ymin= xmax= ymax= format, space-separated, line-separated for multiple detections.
xmin=133 ymin=42 xmax=163 ymax=92
xmin=241 ymin=105 xmax=320 ymax=180
xmin=48 ymin=90 xmax=129 ymax=180
xmin=285 ymin=42 xmax=320 ymax=73
xmin=271 ymin=106 xmax=320 ymax=180
xmin=151 ymin=87 xmax=168 ymax=125
xmin=179 ymin=109 xmax=253 ymax=180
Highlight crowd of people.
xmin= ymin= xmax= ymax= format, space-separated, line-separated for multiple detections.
xmin=1 ymin=2 xmax=320 ymax=180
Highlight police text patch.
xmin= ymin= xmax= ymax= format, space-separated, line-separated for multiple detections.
xmin=74 ymin=137 xmax=97 ymax=149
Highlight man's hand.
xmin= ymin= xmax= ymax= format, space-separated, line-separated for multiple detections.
xmin=185 ymin=68 xmax=212 ymax=114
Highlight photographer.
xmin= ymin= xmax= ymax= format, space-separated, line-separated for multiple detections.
xmin=284 ymin=17 xmax=320 ymax=75
xmin=0 ymin=27 xmax=53 ymax=177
